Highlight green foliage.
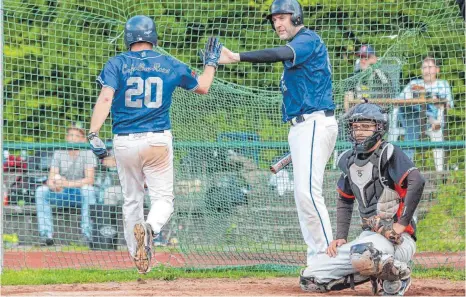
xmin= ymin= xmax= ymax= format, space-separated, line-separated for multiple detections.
xmin=3 ymin=0 xmax=464 ymax=144
xmin=416 ymin=171 xmax=466 ymax=252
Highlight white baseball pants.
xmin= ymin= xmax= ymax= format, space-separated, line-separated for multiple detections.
xmin=288 ymin=111 xmax=338 ymax=265
xmin=113 ymin=131 xmax=174 ymax=257
xmin=302 ymin=231 xmax=416 ymax=283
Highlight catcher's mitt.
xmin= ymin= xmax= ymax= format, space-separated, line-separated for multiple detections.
xmin=364 ymin=216 xmax=403 ymax=245
xmin=200 ymin=36 xmax=222 ymax=69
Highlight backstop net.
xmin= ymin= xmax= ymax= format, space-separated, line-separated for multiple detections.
xmin=2 ymin=0 xmax=464 ymax=271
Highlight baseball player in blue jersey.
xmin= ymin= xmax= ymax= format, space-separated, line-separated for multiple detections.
xmin=87 ymin=15 xmax=222 ymax=274
xmin=217 ymin=0 xmax=338 ymax=265
xmin=299 ymin=103 xmax=425 ymax=296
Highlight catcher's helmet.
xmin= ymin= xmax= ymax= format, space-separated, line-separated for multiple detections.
xmin=266 ymin=0 xmax=304 ymax=30
xmin=344 ymin=103 xmax=389 ymax=153
xmin=124 ymin=15 xmax=158 ymax=49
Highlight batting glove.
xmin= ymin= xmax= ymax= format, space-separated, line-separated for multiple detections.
xmin=202 ymin=36 xmax=222 ymax=69
xmin=87 ymin=132 xmax=109 ymax=159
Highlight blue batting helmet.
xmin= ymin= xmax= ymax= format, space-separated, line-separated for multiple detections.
xmin=266 ymin=0 xmax=304 ymax=30
xmin=124 ymin=15 xmax=158 ymax=49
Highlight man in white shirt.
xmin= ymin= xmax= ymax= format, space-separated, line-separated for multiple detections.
xmin=398 ymin=56 xmax=453 ymax=171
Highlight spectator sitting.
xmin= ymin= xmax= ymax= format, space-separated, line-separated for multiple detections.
xmin=345 ymin=44 xmax=394 ymax=102
xmin=35 ymin=122 xmax=97 ymax=246
xmin=397 ymin=56 xmax=453 ymax=171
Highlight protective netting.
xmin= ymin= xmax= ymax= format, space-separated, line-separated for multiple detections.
xmin=2 ymin=0 xmax=464 ymax=271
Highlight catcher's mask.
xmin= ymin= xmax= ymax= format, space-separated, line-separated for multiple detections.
xmin=344 ymin=103 xmax=389 ymax=153
xmin=124 ymin=15 xmax=158 ymax=50
xmin=266 ymin=0 xmax=304 ymax=30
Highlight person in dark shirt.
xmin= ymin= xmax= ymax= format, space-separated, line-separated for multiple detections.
xmin=217 ymin=0 xmax=338 ymax=266
xmin=299 ymin=103 xmax=425 ymax=296
xmin=345 ymin=45 xmax=394 ymax=102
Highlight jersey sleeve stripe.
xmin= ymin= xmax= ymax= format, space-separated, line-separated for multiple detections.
xmin=96 ymin=76 xmax=104 ymax=86
xmin=285 ymin=44 xmax=296 ymax=67
xmin=337 ymin=187 xmax=355 ymax=199
xmin=188 ymin=83 xmax=200 ymax=92
xmin=398 ymin=167 xmax=417 ymax=186
xmin=96 ymin=77 xmax=116 ymax=92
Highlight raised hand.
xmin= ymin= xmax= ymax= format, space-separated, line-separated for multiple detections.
xmin=202 ymin=36 xmax=223 ymax=69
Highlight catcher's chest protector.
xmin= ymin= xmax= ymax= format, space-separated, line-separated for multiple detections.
xmin=346 ymin=143 xmax=401 ymax=221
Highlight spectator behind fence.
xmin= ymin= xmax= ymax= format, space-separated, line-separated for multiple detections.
xmin=99 ymin=153 xmax=123 ymax=205
xmin=35 ymin=122 xmax=97 ymax=246
xmin=397 ymin=56 xmax=453 ymax=172
xmin=345 ymin=45 xmax=394 ymax=101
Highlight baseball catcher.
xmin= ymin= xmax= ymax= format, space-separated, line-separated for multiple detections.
xmin=300 ymin=103 xmax=425 ymax=296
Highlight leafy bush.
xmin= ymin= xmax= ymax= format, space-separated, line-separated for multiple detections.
xmin=2 ymin=0 xmax=464 ymax=146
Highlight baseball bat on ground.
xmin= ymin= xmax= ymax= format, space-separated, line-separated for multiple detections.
xmin=270 ymin=152 xmax=292 ymax=174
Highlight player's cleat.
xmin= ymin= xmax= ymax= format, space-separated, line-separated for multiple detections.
xmin=133 ymin=223 xmax=154 ymax=274
xmin=382 ymin=277 xmax=412 ymax=296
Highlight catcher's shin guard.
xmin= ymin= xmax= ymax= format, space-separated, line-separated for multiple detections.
xmin=133 ymin=223 xmax=154 ymax=274
xmin=299 ymin=270 xmax=370 ymax=293
xmin=350 ymin=243 xmax=411 ymax=281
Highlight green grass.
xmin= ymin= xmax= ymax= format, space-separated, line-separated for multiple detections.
xmin=1 ymin=266 xmax=463 ymax=286
xmin=416 ymin=171 xmax=465 ymax=252
xmin=411 ymin=267 xmax=465 ymax=281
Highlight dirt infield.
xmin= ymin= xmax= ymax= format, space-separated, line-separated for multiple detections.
xmin=2 ymin=277 xmax=464 ymax=296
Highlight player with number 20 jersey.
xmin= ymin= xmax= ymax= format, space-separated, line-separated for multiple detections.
xmin=88 ymin=15 xmax=221 ymax=274
xmin=97 ymin=51 xmax=199 ymax=134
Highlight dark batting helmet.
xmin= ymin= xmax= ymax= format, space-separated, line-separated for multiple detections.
xmin=266 ymin=0 xmax=304 ymax=30
xmin=344 ymin=103 xmax=389 ymax=153
xmin=124 ymin=15 xmax=158 ymax=49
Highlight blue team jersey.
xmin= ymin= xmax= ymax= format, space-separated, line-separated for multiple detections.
xmin=280 ymin=28 xmax=335 ymax=122
xmin=97 ymin=50 xmax=199 ymax=134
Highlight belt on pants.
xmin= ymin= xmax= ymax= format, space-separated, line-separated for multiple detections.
xmin=289 ymin=110 xmax=335 ymax=126
xmin=116 ymin=130 xmax=165 ymax=137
